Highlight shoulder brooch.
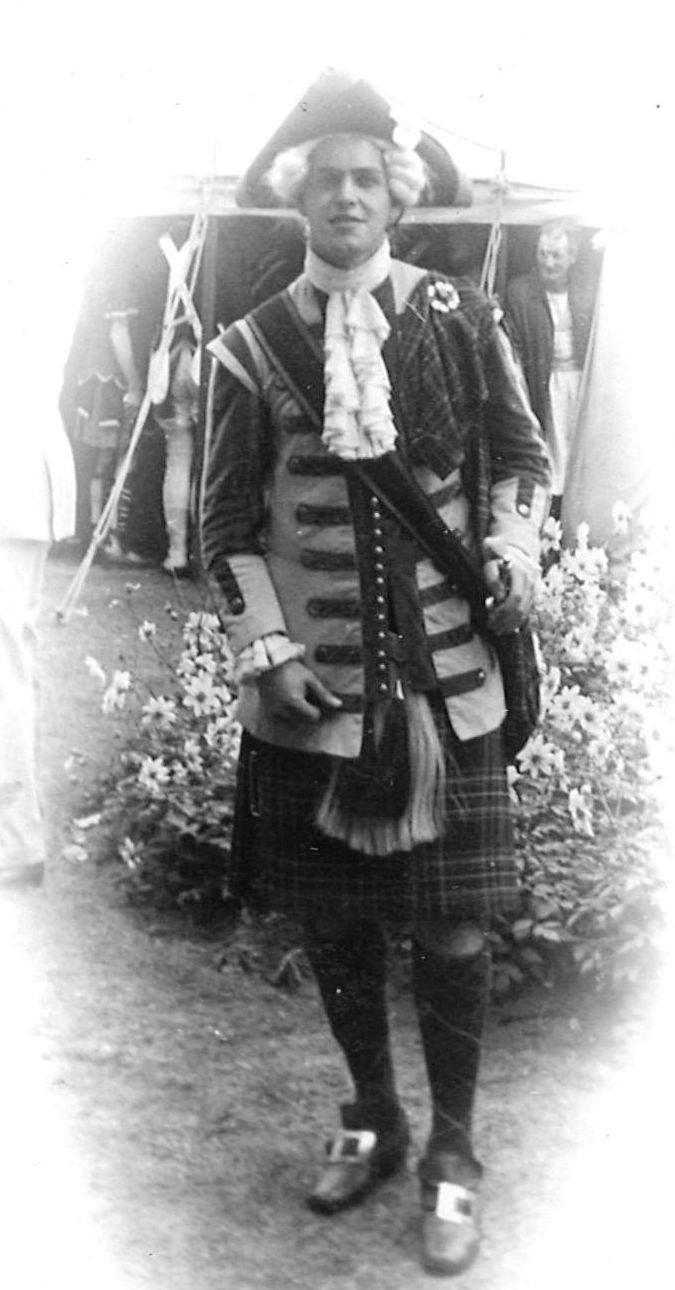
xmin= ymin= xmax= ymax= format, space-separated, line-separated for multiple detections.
xmin=427 ymin=280 xmax=461 ymax=313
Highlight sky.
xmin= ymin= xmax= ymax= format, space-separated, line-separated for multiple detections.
xmin=9 ymin=0 xmax=670 ymax=198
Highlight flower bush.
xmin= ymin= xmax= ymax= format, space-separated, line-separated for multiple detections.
xmin=490 ymin=508 xmax=674 ymax=994
xmin=82 ymin=601 xmax=241 ymax=914
xmin=78 ymin=508 xmax=673 ymax=989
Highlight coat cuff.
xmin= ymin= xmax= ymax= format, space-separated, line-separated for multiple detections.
xmin=207 ymin=553 xmax=288 ymax=653
xmin=484 ymin=478 xmax=549 ymax=565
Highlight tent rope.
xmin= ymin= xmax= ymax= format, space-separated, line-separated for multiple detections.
xmin=56 ymin=209 xmax=208 ymax=623
xmin=479 ymin=150 xmax=507 ymax=298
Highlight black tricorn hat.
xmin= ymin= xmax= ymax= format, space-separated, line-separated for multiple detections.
xmin=235 ymin=70 xmax=472 ymax=209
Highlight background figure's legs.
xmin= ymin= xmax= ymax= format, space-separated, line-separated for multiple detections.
xmin=91 ymin=447 xmax=118 ymax=527
xmin=72 ymin=442 xmax=96 ymax=550
xmin=162 ymin=425 xmax=193 ymax=571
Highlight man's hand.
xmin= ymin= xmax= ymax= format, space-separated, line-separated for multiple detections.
xmin=484 ymin=555 xmax=536 ymax=635
xmin=257 ymin=659 xmax=343 ymax=724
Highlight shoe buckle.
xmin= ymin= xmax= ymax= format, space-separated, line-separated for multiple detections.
xmin=326 ymin=1129 xmax=377 ymax=1164
xmin=434 ymin=1181 xmax=475 ymax=1224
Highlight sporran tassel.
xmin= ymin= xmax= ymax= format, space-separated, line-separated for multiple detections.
xmin=316 ymin=692 xmax=464 ymax=857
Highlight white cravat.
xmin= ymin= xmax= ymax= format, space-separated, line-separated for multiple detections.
xmin=304 ymin=243 xmax=398 ymax=460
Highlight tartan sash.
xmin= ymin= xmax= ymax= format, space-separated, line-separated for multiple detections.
xmin=248 ymin=292 xmax=488 ymax=624
xmin=249 ymin=292 xmax=541 ymax=761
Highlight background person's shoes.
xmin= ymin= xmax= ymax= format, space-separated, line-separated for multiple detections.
xmin=98 ymin=538 xmax=155 ymax=569
xmin=419 ymin=1151 xmax=482 ymax=1276
xmin=307 ymin=1103 xmax=410 ymax=1215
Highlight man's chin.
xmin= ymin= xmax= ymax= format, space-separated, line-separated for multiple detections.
xmin=320 ymin=242 xmax=366 ymax=269
xmin=315 ymin=234 xmax=383 ymax=270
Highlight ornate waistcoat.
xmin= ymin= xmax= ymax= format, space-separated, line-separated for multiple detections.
xmin=201 ymin=263 xmax=549 ymax=758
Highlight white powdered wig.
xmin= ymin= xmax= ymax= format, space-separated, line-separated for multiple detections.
xmin=265 ymin=135 xmax=429 ymax=210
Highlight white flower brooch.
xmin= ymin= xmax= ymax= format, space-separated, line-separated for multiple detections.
xmin=427 ymin=280 xmax=461 ymax=313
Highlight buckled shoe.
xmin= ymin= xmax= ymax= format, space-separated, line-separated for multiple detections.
xmin=419 ymin=1152 xmax=482 ymax=1276
xmin=307 ymin=1102 xmax=410 ymax=1215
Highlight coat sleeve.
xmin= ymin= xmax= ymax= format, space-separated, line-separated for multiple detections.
xmin=501 ymin=276 xmax=554 ymax=438
xmin=481 ymin=321 xmax=551 ymax=565
xmin=199 ymin=351 xmax=288 ymax=653
xmin=502 ymin=278 xmax=526 ymax=362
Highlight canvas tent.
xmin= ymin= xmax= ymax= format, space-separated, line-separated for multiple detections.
xmin=562 ymin=229 xmax=668 ymax=549
xmin=109 ymin=168 xmax=603 ymax=337
xmin=59 ymin=100 xmax=657 ymax=622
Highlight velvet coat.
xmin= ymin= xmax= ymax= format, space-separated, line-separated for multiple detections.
xmin=504 ymin=269 xmax=594 ymax=442
xmin=200 ymin=261 xmax=550 ymax=761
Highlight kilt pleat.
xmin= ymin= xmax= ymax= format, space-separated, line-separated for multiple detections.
xmin=230 ymin=720 xmax=518 ymax=925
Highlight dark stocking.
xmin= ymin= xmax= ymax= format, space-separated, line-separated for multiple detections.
xmin=303 ymin=918 xmax=399 ymax=1127
xmin=412 ymin=935 xmax=490 ymax=1165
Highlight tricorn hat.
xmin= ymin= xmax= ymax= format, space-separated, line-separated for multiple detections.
xmin=235 ymin=70 xmax=472 ymax=209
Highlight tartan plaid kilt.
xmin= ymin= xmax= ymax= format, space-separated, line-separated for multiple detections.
xmin=230 ymin=717 xmax=519 ymax=926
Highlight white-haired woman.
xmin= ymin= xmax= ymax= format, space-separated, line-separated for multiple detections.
xmin=201 ymin=98 xmax=550 ymax=1277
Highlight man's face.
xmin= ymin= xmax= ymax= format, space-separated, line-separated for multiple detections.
xmin=301 ymin=136 xmax=399 ymax=269
xmin=536 ymin=231 xmax=576 ymax=291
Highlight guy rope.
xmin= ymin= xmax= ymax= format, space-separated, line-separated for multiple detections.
xmin=479 ymin=150 xmax=507 ymax=299
xmin=56 ymin=209 xmax=207 ymax=622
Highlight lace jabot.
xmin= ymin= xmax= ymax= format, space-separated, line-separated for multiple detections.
xmin=304 ymin=242 xmax=397 ymax=460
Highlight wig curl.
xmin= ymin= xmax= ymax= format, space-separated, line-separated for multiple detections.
xmin=265 ymin=135 xmax=430 ymax=210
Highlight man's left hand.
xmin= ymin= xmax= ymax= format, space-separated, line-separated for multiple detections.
xmin=484 ymin=555 xmax=535 ymax=635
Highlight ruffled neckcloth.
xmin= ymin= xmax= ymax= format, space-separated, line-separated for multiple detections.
xmin=304 ymin=241 xmax=397 ymax=460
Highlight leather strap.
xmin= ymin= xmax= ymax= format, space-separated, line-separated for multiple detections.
xmin=250 ymin=292 xmax=488 ymax=626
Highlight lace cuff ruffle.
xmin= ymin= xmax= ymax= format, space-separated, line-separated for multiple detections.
xmin=233 ymin=633 xmax=306 ymax=685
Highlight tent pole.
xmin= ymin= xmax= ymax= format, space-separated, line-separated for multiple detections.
xmin=495 ymin=224 xmax=509 ymax=301
xmin=192 ymin=214 xmax=220 ymax=576
xmin=56 ymin=215 xmax=207 ymax=622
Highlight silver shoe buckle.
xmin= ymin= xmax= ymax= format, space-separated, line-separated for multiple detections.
xmin=327 ymin=1128 xmax=377 ymax=1164
xmin=435 ymin=1181 xmax=475 ymax=1224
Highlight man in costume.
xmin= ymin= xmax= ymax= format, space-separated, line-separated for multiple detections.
xmin=200 ymin=73 xmax=550 ymax=1277
xmin=504 ymin=220 xmax=594 ymax=516
xmin=60 ymin=278 xmax=142 ymax=556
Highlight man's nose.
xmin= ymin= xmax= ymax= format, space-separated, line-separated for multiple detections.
xmin=335 ymin=174 xmax=358 ymax=203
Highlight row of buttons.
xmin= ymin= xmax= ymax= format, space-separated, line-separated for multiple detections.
xmin=370 ymin=495 xmax=390 ymax=694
